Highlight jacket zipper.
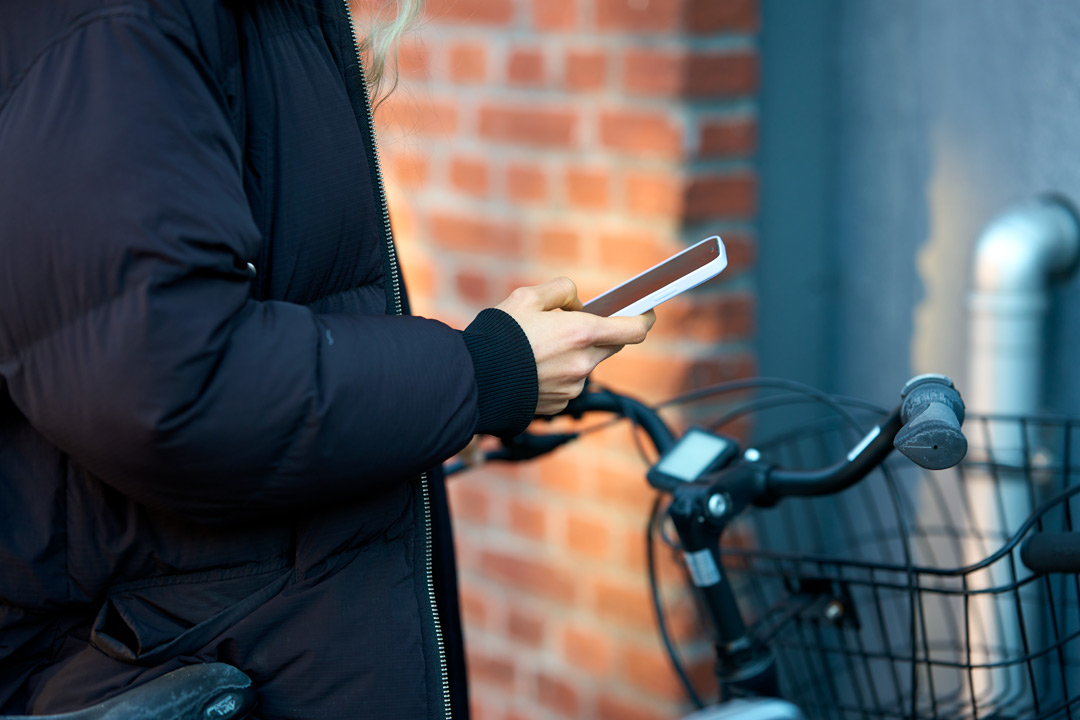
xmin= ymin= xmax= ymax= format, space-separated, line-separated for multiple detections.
xmin=340 ymin=4 xmax=449 ymax=719
xmin=420 ymin=471 xmax=452 ymax=718
xmin=342 ymin=6 xmax=403 ymax=317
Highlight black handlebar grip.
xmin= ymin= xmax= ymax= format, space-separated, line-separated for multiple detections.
xmin=894 ymin=374 xmax=967 ymax=470
xmin=1021 ymin=532 xmax=1080 ymax=574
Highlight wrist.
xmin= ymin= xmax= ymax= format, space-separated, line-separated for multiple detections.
xmin=461 ymin=308 xmax=538 ymax=437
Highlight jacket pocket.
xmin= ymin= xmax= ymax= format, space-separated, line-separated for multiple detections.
xmin=90 ymin=562 xmax=291 ymax=666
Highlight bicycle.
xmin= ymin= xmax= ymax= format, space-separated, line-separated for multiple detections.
xmin=7 ymin=374 xmax=1079 ymax=719
xmin=449 ymin=373 xmax=1080 ymax=719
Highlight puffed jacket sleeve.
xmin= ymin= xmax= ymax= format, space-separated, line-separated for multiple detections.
xmin=0 ymin=11 xmax=537 ymax=523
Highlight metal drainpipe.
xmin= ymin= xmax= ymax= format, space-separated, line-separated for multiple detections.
xmin=961 ymin=196 xmax=1079 ymax=702
xmin=968 ymin=195 xmax=1080 ymax=423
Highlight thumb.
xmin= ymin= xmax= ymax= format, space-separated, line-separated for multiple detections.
xmin=531 ymin=277 xmax=583 ymax=312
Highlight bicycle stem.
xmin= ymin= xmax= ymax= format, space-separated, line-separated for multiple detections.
xmin=668 ymin=477 xmax=780 ymax=699
xmin=661 ymin=403 xmax=908 ymax=700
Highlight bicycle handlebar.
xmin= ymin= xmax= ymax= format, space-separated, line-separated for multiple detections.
xmin=760 ymin=374 xmax=967 ymax=502
xmin=468 ymin=375 xmax=968 ymax=506
xmin=1021 ymin=532 xmax=1080 ymax=574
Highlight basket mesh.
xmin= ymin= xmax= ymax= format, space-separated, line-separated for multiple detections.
xmin=714 ymin=410 xmax=1080 ymax=720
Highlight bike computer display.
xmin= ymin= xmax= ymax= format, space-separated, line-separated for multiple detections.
xmin=647 ymin=427 xmax=739 ymax=492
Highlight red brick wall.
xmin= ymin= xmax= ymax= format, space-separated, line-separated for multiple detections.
xmin=363 ymin=1 xmax=760 ymax=717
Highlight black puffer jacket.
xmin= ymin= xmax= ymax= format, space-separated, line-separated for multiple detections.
xmin=0 ymin=1 xmax=537 ymax=717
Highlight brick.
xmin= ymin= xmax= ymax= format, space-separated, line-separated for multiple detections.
xmin=374 ymin=95 xmax=458 ymax=135
xmin=686 ymin=51 xmax=758 ymax=97
xmin=428 ymin=211 xmax=523 ymax=256
xmin=479 ymin=105 xmax=578 ymax=148
xmin=449 ymin=42 xmax=488 ymax=83
xmin=450 ymin=156 xmax=490 ymax=197
xmin=537 ymin=672 xmax=581 ymax=716
xmin=455 ymin=267 xmax=491 ymax=305
xmin=597 ymin=230 xmax=681 ymax=274
xmin=717 ymin=231 xmax=755 ymax=274
xmin=592 ymin=576 xmax=655 ymax=631
xmin=565 ymin=49 xmax=607 ymax=91
xmin=447 ymin=478 xmax=492 ymax=523
xmin=622 ymin=642 xmax=715 ymax=702
xmin=588 ymin=351 xmax=693 ymax=404
xmin=599 ymin=108 xmax=683 ymax=158
xmin=596 ymin=0 xmax=682 ymax=33
xmin=536 ymin=453 xmax=585 ymax=495
xmin=537 ymin=226 xmax=581 ymax=265
xmin=622 ymin=48 xmax=683 ymax=96
xmin=479 ymin=549 xmax=577 ymax=604
xmin=388 ymin=152 xmax=430 ymax=187
xmin=566 ymin=509 xmax=610 ymax=560
xmin=620 ymin=523 xmax=689 ymax=582
xmin=652 ymin=293 xmax=755 ymax=343
xmin=624 ymin=171 xmax=756 ymax=221
xmin=506 ymin=164 xmax=548 ymax=204
xmin=591 ymin=464 xmax=656 ymax=511
xmin=468 ymin=696 xmax=490 ymax=720
xmin=508 ymin=497 xmax=547 ymax=541
xmin=687 ymin=0 xmax=759 ymax=34
xmin=508 ymin=48 xmax=546 ymax=86
xmin=684 ymin=173 xmax=757 ymax=221
xmin=507 ymin=607 xmax=545 ymax=648
xmin=565 ymin=166 xmax=610 ymax=211
xmin=397 ymin=38 xmax=430 ymax=80
xmin=460 ymin=585 xmax=495 ymax=629
xmin=468 ymin=648 xmax=517 ymax=690
xmin=596 ymin=692 xmax=670 ymax=720
xmin=561 ymin=622 xmax=616 ymax=676
xmin=698 ymin=116 xmax=757 ymax=158
xmin=621 ymin=642 xmax=680 ymax=700
xmin=575 ymin=274 xmax=620 ymax=305
xmin=574 ymin=420 xmax=644 ymax=458
xmin=426 ymin=0 xmax=514 ymax=25
xmin=436 ymin=307 xmax=474 ymax=333
xmin=623 ymin=170 xmax=683 ymax=218
xmin=623 ymin=49 xmax=757 ymax=98
xmin=498 ymin=272 xmax=549 ymax=302
xmin=396 ymin=242 xmax=435 ymax=303
xmin=507 ymin=711 xmax=539 ymax=720
xmin=534 ymin=0 xmax=577 ymax=30
xmin=665 ymin=593 xmax=715 ymax=643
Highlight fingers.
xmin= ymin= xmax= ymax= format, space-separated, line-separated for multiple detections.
xmin=527 ymin=277 xmax=582 ymax=312
xmin=584 ymin=312 xmax=654 ymax=347
xmin=494 ymin=278 xmax=657 ymax=420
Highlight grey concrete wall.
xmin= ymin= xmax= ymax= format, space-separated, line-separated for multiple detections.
xmin=759 ymin=0 xmax=1080 ymax=413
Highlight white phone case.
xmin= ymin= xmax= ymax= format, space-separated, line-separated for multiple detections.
xmin=583 ymin=236 xmax=727 ymax=317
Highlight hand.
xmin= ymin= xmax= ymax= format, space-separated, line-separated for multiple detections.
xmin=496 ymin=277 xmax=656 ymax=416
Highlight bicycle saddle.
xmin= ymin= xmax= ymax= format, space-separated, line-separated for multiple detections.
xmin=0 ymin=663 xmax=255 ymax=720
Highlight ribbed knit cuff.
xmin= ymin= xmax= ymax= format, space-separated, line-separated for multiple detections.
xmin=461 ymin=308 xmax=538 ymax=438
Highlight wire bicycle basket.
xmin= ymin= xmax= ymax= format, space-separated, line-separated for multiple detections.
xmin=712 ymin=402 xmax=1080 ymax=720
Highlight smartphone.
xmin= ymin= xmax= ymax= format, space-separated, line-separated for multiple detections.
xmin=582 ymin=236 xmax=727 ymax=317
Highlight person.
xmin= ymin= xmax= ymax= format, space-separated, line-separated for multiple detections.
xmin=0 ymin=1 xmax=654 ymax=718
